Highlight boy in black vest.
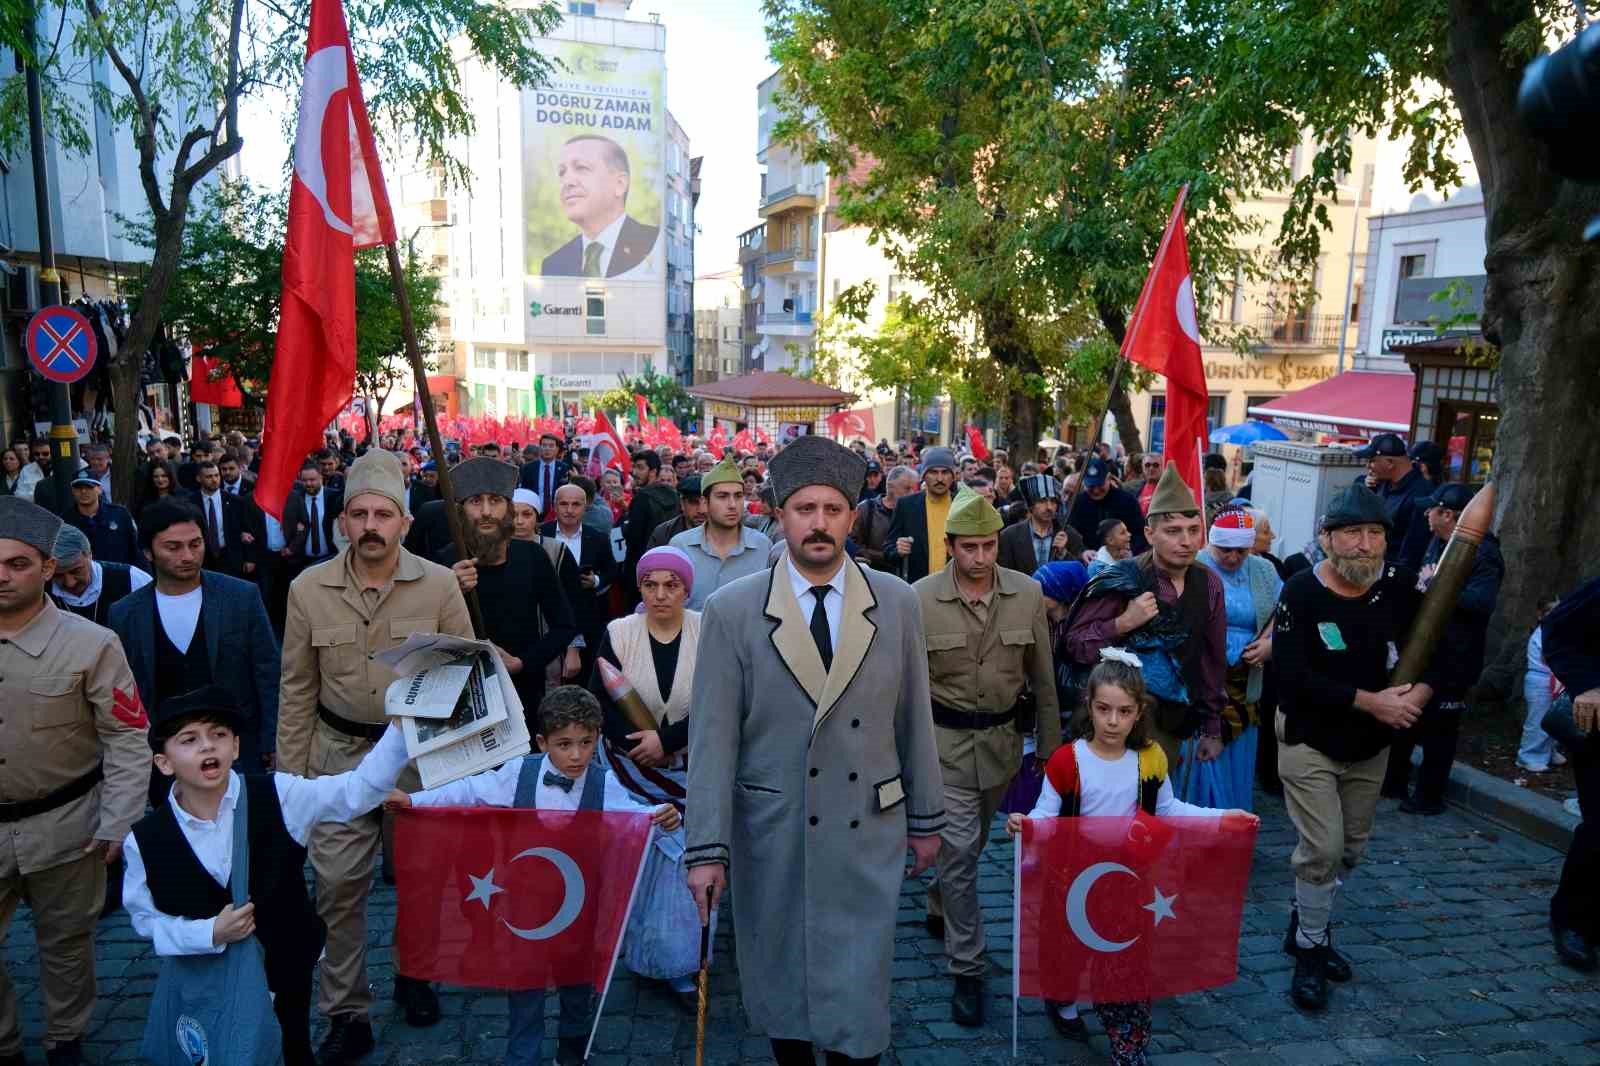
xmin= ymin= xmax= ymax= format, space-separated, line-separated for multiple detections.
xmin=386 ymin=686 xmax=678 ymax=1066
xmin=122 ymin=686 xmax=411 ymax=1065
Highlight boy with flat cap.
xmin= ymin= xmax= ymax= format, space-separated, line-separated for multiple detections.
xmin=1272 ymin=484 xmax=1429 ymax=1013
xmin=0 ymin=497 xmax=150 ymax=1066
xmin=124 ymin=685 xmax=412 ymax=1065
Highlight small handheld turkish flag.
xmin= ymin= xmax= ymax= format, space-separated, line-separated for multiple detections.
xmin=1015 ymin=812 xmax=1255 ymax=1003
xmin=394 ymin=807 xmax=652 ymax=991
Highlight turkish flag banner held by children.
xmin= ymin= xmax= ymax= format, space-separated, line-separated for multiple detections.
xmin=394 ymin=807 xmax=652 ymax=990
xmin=1015 ymin=812 xmax=1255 ymax=1002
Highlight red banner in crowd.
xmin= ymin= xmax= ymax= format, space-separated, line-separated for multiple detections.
xmin=189 ymin=354 xmax=244 ymax=408
xmin=257 ymin=0 xmax=395 ymax=519
xmin=827 ymin=407 xmax=875 ymax=441
xmin=965 ymin=424 xmax=991 ymax=461
xmin=1015 ymin=812 xmax=1255 ymax=1003
xmin=706 ymin=426 xmax=727 ymax=458
xmin=583 ymin=410 xmax=629 ymax=476
xmin=394 ymin=807 xmax=652 ymax=991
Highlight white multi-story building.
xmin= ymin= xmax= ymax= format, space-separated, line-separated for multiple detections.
xmin=393 ymin=0 xmax=691 ymax=423
xmin=750 ymin=71 xmax=826 ymax=374
xmin=693 ymin=268 xmax=742 ymax=383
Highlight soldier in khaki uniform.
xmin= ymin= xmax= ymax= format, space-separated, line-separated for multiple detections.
xmin=0 ymin=497 xmax=150 ymax=1066
xmin=913 ymin=490 xmax=1060 ymax=1028
xmin=276 ymin=450 xmax=472 ymax=1063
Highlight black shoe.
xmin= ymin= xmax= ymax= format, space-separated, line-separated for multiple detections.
xmin=1379 ymin=783 xmax=1408 ymax=800
xmin=316 ymin=1015 xmax=374 ymax=1065
xmin=923 ymin=913 xmax=945 ymax=939
xmin=672 ymin=988 xmax=700 ymax=1015
xmin=0 ymin=1051 xmax=24 ymax=1066
xmin=1284 ymin=908 xmax=1352 ymax=982
xmin=1290 ymin=943 xmax=1330 ymax=1011
xmin=43 ymin=1041 xmax=82 ymax=1066
xmin=950 ymin=975 xmax=985 ymax=1027
xmin=556 ymin=1035 xmax=587 ymax=1066
xmin=392 ymin=975 xmax=441 ymax=1027
xmin=1551 ymin=919 xmax=1598 ymax=972
xmin=1046 ymin=1004 xmax=1089 ymax=1042
xmin=1400 ymin=796 xmax=1446 ymax=815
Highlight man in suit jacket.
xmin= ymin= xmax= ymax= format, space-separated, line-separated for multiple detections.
xmin=996 ymin=473 xmax=1087 ymax=576
xmin=519 ymin=433 xmax=571 ymax=520
xmin=883 ymin=446 xmax=959 ymax=583
xmin=110 ymin=498 xmax=280 ymax=774
xmin=543 ymin=482 xmax=617 ymax=678
xmin=281 ymin=463 xmax=341 ymax=575
xmin=539 ymin=135 xmax=661 ymax=278
xmin=187 ymin=457 xmax=258 ymax=579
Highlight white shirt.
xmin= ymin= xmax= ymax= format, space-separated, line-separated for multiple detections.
xmin=411 ymin=752 xmax=645 ymax=813
xmin=199 ymin=489 xmax=225 ymax=547
xmin=122 ymin=725 xmax=409 ymax=956
xmin=156 ymin=587 xmax=205 ymax=653
xmin=1027 ymin=740 xmax=1211 ymax=818
xmin=52 ymin=560 xmax=152 ymax=606
xmin=554 ymin=524 xmax=583 ymax=567
xmin=581 ymin=213 xmax=628 ymax=277
xmin=785 ymin=553 xmax=846 ymax=650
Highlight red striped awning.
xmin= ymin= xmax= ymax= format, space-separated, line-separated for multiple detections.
xmin=1247 ymin=371 xmax=1414 ymax=440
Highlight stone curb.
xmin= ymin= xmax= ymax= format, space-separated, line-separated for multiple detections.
xmin=1424 ymin=749 xmax=1580 ymax=850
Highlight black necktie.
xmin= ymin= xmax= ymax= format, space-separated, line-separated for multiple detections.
xmin=206 ymin=496 xmax=221 ymax=553
xmin=809 ymin=586 xmax=833 ymax=672
xmin=307 ymin=496 xmax=321 ymax=557
xmin=544 ymin=463 xmax=553 ymax=509
xmin=543 ymin=770 xmax=576 ymax=793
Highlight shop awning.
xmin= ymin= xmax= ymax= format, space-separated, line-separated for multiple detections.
xmin=1246 ymin=371 xmax=1414 ymax=440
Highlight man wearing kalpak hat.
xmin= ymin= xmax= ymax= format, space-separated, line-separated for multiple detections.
xmin=1272 ymin=484 xmax=1428 ymax=1012
xmin=1063 ymin=464 xmax=1228 ymax=769
xmin=0 ymin=497 xmax=151 ymax=1066
xmin=687 ymin=434 xmax=946 ymax=1066
xmin=997 ymin=472 xmax=1087 ymax=576
xmin=914 ymin=489 xmax=1059 ymax=1026
xmin=435 ymin=457 xmax=576 ymax=723
xmin=276 ymin=448 xmax=472 ymax=1061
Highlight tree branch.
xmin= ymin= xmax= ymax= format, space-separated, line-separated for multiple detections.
xmin=179 ymin=0 xmax=245 ymax=189
xmin=82 ymin=0 xmax=167 ymax=220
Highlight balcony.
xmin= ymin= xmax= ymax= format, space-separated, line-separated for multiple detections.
xmin=762 ymin=248 xmax=817 ymax=276
xmin=1257 ymin=313 xmax=1351 ymax=348
xmin=759 ymin=183 xmax=819 ymax=218
xmin=760 ymin=308 xmax=815 ymax=337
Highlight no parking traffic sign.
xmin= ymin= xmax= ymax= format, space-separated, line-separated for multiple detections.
xmin=26 ymin=305 xmax=98 ymax=383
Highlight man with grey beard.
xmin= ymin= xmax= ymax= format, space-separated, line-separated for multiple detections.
xmin=1271 ymin=484 xmax=1430 ymax=1014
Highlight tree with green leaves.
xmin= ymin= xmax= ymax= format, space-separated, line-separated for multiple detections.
xmin=594 ymin=363 xmax=697 ymax=427
xmin=122 ymin=181 xmax=445 ymax=417
xmin=767 ymin=0 xmax=1598 ymax=634
xmin=0 ymin=0 xmax=560 ymax=503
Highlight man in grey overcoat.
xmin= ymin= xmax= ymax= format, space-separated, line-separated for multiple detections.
xmin=687 ymin=434 xmax=946 ymax=1066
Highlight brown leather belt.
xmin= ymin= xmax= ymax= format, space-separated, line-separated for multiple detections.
xmin=0 ymin=764 xmax=104 ymax=823
xmin=317 ymin=704 xmax=387 ymax=742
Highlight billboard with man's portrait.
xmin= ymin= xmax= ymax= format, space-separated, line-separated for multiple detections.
xmin=524 ymin=41 xmax=665 ymax=285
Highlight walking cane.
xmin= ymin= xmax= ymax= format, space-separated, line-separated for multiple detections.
xmin=695 ymin=886 xmax=713 ymax=1066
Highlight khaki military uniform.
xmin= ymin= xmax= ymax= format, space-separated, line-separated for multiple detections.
xmin=278 ymin=548 xmax=471 ymax=1019
xmin=914 ymin=564 xmax=1059 ymax=978
xmin=0 ymin=602 xmax=149 ymax=1053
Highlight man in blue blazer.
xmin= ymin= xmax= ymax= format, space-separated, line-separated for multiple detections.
xmin=110 ymin=498 xmax=281 ymax=776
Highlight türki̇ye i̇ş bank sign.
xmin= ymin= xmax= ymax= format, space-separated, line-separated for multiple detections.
xmin=523 ymin=37 xmax=666 ymax=347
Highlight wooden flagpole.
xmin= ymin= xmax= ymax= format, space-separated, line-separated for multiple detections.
xmin=382 ymin=240 xmax=485 ymax=637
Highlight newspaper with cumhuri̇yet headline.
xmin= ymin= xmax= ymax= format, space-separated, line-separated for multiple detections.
xmin=377 ymin=633 xmax=531 ymax=789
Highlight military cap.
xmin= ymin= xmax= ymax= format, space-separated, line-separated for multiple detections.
xmin=944 ymin=489 xmax=1004 ymax=537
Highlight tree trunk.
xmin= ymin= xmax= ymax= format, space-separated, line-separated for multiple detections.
xmin=1443 ymin=0 xmax=1600 ymax=649
xmin=976 ymin=300 xmax=1044 ymax=461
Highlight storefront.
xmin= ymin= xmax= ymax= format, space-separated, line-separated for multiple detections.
xmin=1247 ymin=369 xmax=1414 ymax=441
xmin=1395 ymin=334 xmax=1498 ymax=484
xmin=1127 ymin=350 xmax=1342 ymax=451
xmin=686 ymin=371 xmax=855 ymax=442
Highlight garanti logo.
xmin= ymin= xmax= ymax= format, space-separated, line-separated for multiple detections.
xmin=529 ymin=301 xmax=582 ymax=318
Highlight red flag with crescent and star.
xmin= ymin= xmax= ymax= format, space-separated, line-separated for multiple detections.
xmin=1121 ymin=186 xmax=1208 ymax=505
xmin=256 ymin=0 xmax=396 ymax=519
xmin=1015 ymin=812 xmax=1255 ymax=1002
xmin=393 ymin=807 xmax=652 ymax=990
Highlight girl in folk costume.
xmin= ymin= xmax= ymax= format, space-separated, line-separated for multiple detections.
xmin=1006 ymin=651 xmax=1256 ymax=1066
xmin=1189 ymin=507 xmax=1282 ymax=811
xmin=589 ymin=545 xmax=713 ymax=1010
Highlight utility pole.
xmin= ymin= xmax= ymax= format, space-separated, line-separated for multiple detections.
xmin=22 ymin=1 xmax=83 ymax=513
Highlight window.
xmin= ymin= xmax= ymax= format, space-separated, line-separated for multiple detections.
xmin=473 ymin=349 xmax=497 ymax=370
xmin=1149 ymin=395 xmax=1166 ymax=455
xmin=887 ymin=274 xmax=905 ymax=303
xmin=1207 ymin=396 xmax=1227 ymax=438
xmin=566 ymin=1 xmax=596 ymax=14
xmin=473 ymin=382 xmax=490 ymax=413
xmin=586 ymin=292 xmax=606 ymax=336
xmin=506 ymin=351 xmax=529 ymax=374
xmin=1399 ymin=254 xmax=1427 ymax=280
xmin=1350 ymin=282 xmax=1363 ymax=325
xmin=507 ymin=387 xmax=530 ymax=415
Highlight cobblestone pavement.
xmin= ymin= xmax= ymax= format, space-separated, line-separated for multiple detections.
xmin=5 ymin=789 xmax=1598 ymax=1064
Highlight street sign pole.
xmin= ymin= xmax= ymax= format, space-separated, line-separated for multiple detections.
xmin=24 ymin=0 xmax=80 ymax=514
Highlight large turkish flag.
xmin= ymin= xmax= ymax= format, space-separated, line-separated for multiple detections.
xmin=394 ymin=807 xmax=653 ymax=990
xmin=1015 ymin=812 xmax=1255 ymax=1002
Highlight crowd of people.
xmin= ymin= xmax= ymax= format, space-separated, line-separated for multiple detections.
xmin=0 ymin=421 xmax=1593 ymax=1066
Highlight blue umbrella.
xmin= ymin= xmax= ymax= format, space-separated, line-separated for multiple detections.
xmin=1209 ymin=419 xmax=1290 ymax=446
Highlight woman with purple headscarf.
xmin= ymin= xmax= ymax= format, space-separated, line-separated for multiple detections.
xmin=588 ymin=545 xmax=711 ymax=1008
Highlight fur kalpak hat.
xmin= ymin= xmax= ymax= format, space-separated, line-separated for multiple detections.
xmin=449 ymin=458 xmax=519 ymax=503
xmin=0 ymin=496 xmax=63 ymax=558
xmin=1019 ymin=473 xmax=1060 ymax=505
xmin=766 ymin=435 xmax=867 ymax=507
